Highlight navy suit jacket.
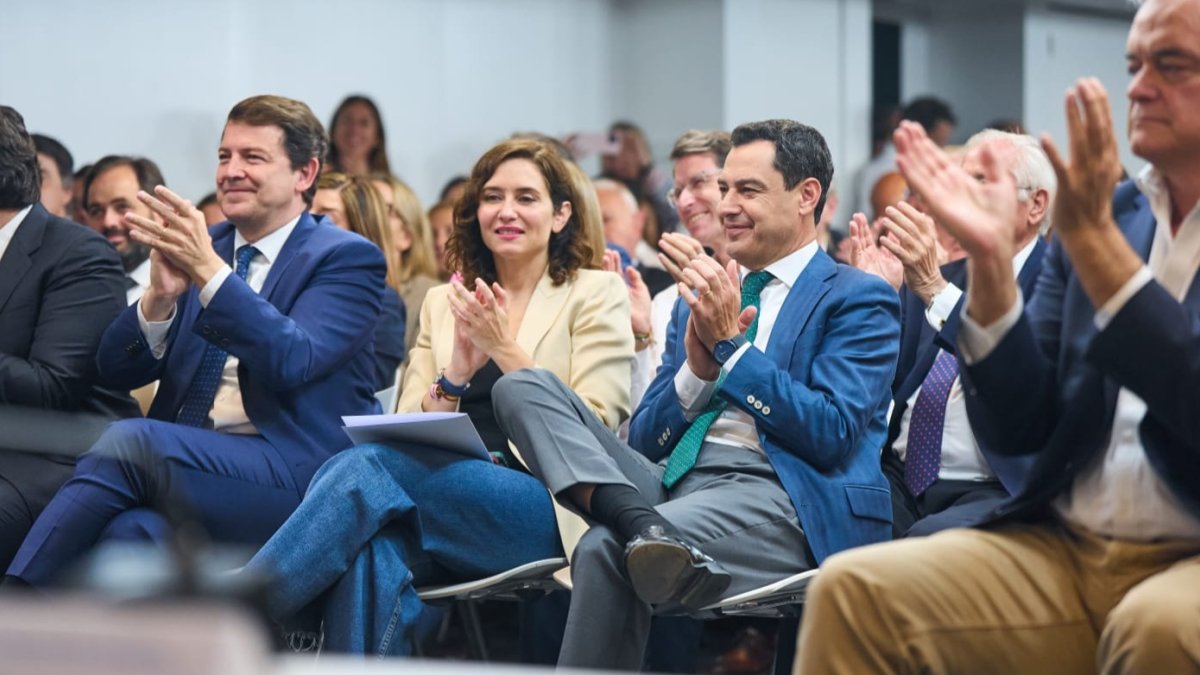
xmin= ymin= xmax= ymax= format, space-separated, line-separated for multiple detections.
xmin=629 ymin=249 xmax=900 ymax=564
xmin=886 ymin=240 xmax=1046 ymax=494
xmin=0 ymin=204 xmax=138 ymax=421
xmin=95 ymin=212 xmax=387 ymax=487
xmin=963 ymin=180 xmax=1200 ymax=523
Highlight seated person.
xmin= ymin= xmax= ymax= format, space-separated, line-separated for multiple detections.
xmin=4 ymin=95 xmax=386 ymax=586
xmin=855 ymin=130 xmax=1055 ymax=537
xmin=491 ymin=119 xmax=900 ymax=670
xmin=0 ymin=106 xmax=139 ymax=570
xmin=313 ymin=172 xmax=406 ymax=390
xmin=244 ymin=137 xmax=632 ymax=656
xmin=370 ymin=175 xmax=441 ymax=357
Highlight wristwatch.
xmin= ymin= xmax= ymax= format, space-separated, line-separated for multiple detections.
xmin=712 ymin=335 xmax=748 ymax=365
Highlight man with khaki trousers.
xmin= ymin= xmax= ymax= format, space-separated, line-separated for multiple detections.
xmin=797 ymin=0 xmax=1200 ymax=672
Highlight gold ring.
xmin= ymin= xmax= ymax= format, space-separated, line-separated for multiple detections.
xmin=701 ymin=289 xmax=714 ymax=300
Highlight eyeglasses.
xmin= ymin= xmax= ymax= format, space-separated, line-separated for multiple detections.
xmin=668 ymin=169 xmax=721 ymax=208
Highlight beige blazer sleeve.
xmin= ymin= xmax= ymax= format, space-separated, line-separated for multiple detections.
xmin=394 ymin=270 xmax=634 ymax=558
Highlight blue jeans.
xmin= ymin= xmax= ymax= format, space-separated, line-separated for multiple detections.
xmin=246 ymin=442 xmax=563 ymax=657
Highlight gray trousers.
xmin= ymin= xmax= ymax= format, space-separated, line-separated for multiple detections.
xmin=494 ymin=368 xmax=811 ymax=670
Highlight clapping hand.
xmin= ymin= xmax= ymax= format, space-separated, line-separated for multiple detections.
xmin=847 ymin=213 xmax=903 ymax=291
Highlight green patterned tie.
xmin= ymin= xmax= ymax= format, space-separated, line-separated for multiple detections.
xmin=662 ymin=270 xmax=773 ymax=488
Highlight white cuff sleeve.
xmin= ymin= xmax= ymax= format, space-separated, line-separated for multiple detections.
xmin=925 ymin=283 xmax=964 ymax=331
xmin=1094 ymin=266 xmax=1153 ymax=330
xmin=674 ymin=362 xmax=718 ymax=420
xmin=137 ymin=300 xmax=176 ymax=360
xmin=719 ymin=341 xmax=754 ymax=374
xmin=630 ymin=348 xmax=656 ymax=412
xmin=957 ymin=294 xmax=1024 ymax=365
xmin=199 ymin=265 xmax=233 ymax=307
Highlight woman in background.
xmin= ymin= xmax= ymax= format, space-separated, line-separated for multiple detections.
xmin=372 ymin=174 xmax=441 ymax=355
xmin=327 ymin=95 xmax=391 ymax=177
xmin=312 ymin=172 xmax=406 ymax=389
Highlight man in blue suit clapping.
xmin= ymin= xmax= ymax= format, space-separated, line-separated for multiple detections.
xmin=495 ymin=118 xmax=899 ymax=670
xmin=6 ymin=95 xmax=386 ymax=586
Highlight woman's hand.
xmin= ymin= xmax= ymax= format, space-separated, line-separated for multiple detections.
xmin=447 ymin=276 xmax=535 ymax=374
xmin=602 ymin=251 xmax=653 ymax=346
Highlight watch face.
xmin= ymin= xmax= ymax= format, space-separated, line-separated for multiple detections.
xmin=714 ymin=339 xmax=738 ymax=364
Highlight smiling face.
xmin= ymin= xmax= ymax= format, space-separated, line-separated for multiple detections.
xmin=332 ymin=100 xmax=380 ymax=166
xmin=717 ymin=140 xmax=816 ymax=271
xmin=476 ymin=158 xmax=570 ymax=267
xmin=672 ymin=153 xmax=724 ymax=248
xmin=1125 ymin=0 xmax=1200 ymax=173
xmin=85 ymin=164 xmax=155 ymax=254
xmin=216 ymin=122 xmax=314 ymax=233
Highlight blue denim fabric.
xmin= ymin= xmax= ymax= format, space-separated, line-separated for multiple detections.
xmin=246 ymin=442 xmax=563 ymax=657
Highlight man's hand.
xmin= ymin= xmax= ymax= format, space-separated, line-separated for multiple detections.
xmin=602 ymin=250 xmax=653 ymax=349
xmin=847 ymin=213 xmax=903 ymax=291
xmin=657 ymin=232 xmax=706 ymax=285
xmin=878 ymin=202 xmax=948 ymax=305
xmin=893 ymin=121 xmax=1018 ymax=265
xmin=678 ymin=256 xmax=747 ymax=349
xmin=1040 ymin=78 xmax=1143 ymax=309
xmin=683 ymin=315 xmax=720 ymax=381
xmin=1040 ymin=78 xmax=1125 ymax=239
xmin=139 ymin=249 xmax=191 ymax=321
xmin=126 ymin=186 xmax=225 ymax=288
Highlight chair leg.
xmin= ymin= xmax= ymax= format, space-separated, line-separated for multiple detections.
xmin=461 ymin=599 xmax=490 ymax=661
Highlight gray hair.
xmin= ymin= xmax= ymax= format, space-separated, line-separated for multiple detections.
xmin=592 ymin=177 xmax=639 ymax=214
xmin=964 ymin=129 xmax=1057 ymax=235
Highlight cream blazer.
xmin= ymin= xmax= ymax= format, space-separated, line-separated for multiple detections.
xmin=397 ymin=268 xmax=633 ymax=558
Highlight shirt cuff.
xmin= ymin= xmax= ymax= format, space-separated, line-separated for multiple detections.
xmin=925 ymin=282 xmax=964 ymax=331
xmin=199 ymin=265 xmax=233 ymax=307
xmin=958 ymin=294 xmax=1024 ymax=365
xmin=674 ymin=361 xmax=718 ymax=419
xmin=1094 ymin=266 xmax=1153 ymax=330
xmin=137 ymin=299 xmax=176 ymax=360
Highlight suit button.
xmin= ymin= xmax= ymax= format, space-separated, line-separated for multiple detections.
xmin=220 ymin=338 xmax=231 ymax=348
xmin=762 ymin=406 xmax=771 ymax=415
xmin=753 ymin=401 xmax=763 ymax=410
xmin=747 ymin=394 xmax=756 ymax=405
xmin=201 ymin=326 xmax=213 ymax=336
xmin=658 ymin=438 xmax=665 ymax=447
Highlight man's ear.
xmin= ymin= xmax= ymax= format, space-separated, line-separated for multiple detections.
xmin=296 ymin=157 xmax=321 ymax=196
xmin=796 ymin=177 xmax=823 ymax=218
xmin=1027 ymin=187 xmax=1050 ymax=230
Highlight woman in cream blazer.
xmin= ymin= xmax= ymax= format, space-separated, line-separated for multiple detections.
xmin=245 ymin=138 xmax=632 ymax=658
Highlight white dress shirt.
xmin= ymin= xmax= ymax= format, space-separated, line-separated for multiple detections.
xmin=138 ymin=216 xmax=300 ymax=434
xmin=126 ymin=257 xmax=152 ymax=305
xmin=0 ymin=205 xmax=33 ymax=262
xmin=672 ymin=241 xmax=821 ymax=454
xmin=892 ymin=238 xmax=1038 ymax=481
xmin=959 ymin=165 xmax=1200 ymax=540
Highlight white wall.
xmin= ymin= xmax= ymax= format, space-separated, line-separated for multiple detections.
xmin=1023 ymin=7 xmax=1142 ymax=174
xmin=1 ymin=0 xmax=616 ymax=206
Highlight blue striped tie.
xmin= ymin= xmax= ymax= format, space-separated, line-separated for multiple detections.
xmin=175 ymin=245 xmax=258 ymax=427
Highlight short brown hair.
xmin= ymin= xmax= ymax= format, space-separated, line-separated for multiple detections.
xmin=226 ymin=95 xmax=327 ymax=205
xmin=448 ymin=138 xmax=596 ymax=287
xmin=669 ymin=130 xmax=732 ymax=166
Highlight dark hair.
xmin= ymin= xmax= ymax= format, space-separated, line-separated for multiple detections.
xmin=447 ymin=138 xmax=595 ymax=288
xmin=730 ymin=119 xmax=834 ymax=222
xmin=31 ymin=134 xmax=74 ymax=186
xmin=197 ymin=191 xmax=219 ymax=209
xmin=0 ymin=106 xmax=41 ymax=209
xmin=227 ymin=95 xmax=326 ymax=205
xmin=901 ymin=97 xmax=957 ymax=132
xmin=83 ymin=155 xmax=167 ymax=211
xmin=327 ymin=94 xmax=390 ymax=175
xmin=439 ymin=175 xmax=469 ymax=202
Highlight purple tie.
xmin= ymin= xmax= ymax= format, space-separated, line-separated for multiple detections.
xmin=903 ymin=348 xmax=959 ymax=496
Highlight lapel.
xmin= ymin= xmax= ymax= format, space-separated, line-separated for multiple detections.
xmin=766 ymin=249 xmax=834 ymax=364
xmin=515 ymin=270 xmax=570 ymax=355
xmin=0 ymin=205 xmax=45 ymax=315
xmin=260 ymin=211 xmax=317 ymax=301
xmin=1017 ymin=239 xmax=1047 ymax=299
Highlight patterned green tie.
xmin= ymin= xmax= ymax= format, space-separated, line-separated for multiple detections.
xmin=662 ymin=270 xmax=773 ymax=488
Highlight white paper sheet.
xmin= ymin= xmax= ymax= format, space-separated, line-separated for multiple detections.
xmin=341 ymin=412 xmax=491 ymax=461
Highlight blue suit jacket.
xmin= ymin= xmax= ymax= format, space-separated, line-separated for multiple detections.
xmin=629 ymin=249 xmax=900 ymax=563
xmin=886 ymin=241 xmax=1046 ymax=494
xmin=96 ymin=212 xmax=387 ymax=487
xmin=963 ymin=180 xmax=1200 ymax=523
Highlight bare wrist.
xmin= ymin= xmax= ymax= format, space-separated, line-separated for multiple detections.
xmin=140 ymin=289 xmax=178 ymax=322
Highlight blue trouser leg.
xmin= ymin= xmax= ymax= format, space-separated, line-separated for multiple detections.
xmin=8 ymin=418 xmax=302 ymax=585
xmin=247 ymin=442 xmax=563 ymax=657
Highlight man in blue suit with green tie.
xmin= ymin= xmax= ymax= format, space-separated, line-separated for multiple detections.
xmin=6 ymin=95 xmax=386 ymax=586
xmin=495 ymin=118 xmax=899 ymax=670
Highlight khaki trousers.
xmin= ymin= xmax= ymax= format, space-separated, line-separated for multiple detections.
xmin=795 ymin=519 xmax=1200 ymax=674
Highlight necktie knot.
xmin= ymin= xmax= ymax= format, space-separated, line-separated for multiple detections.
xmin=235 ymin=245 xmax=259 ymax=279
xmin=740 ymin=270 xmax=772 ymax=309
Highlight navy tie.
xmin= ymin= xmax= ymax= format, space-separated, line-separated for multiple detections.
xmin=175 ymin=245 xmax=259 ymax=428
xmin=903 ymin=348 xmax=959 ymax=496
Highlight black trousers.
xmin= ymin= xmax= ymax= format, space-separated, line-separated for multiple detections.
xmin=884 ymin=449 xmax=1010 ymax=538
xmin=0 ymin=450 xmax=76 ymax=570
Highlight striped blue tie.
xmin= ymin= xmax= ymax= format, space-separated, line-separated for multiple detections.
xmin=175 ymin=245 xmax=258 ymax=427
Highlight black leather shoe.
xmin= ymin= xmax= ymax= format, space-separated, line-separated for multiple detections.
xmin=623 ymin=525 xmax=732 ymax=610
